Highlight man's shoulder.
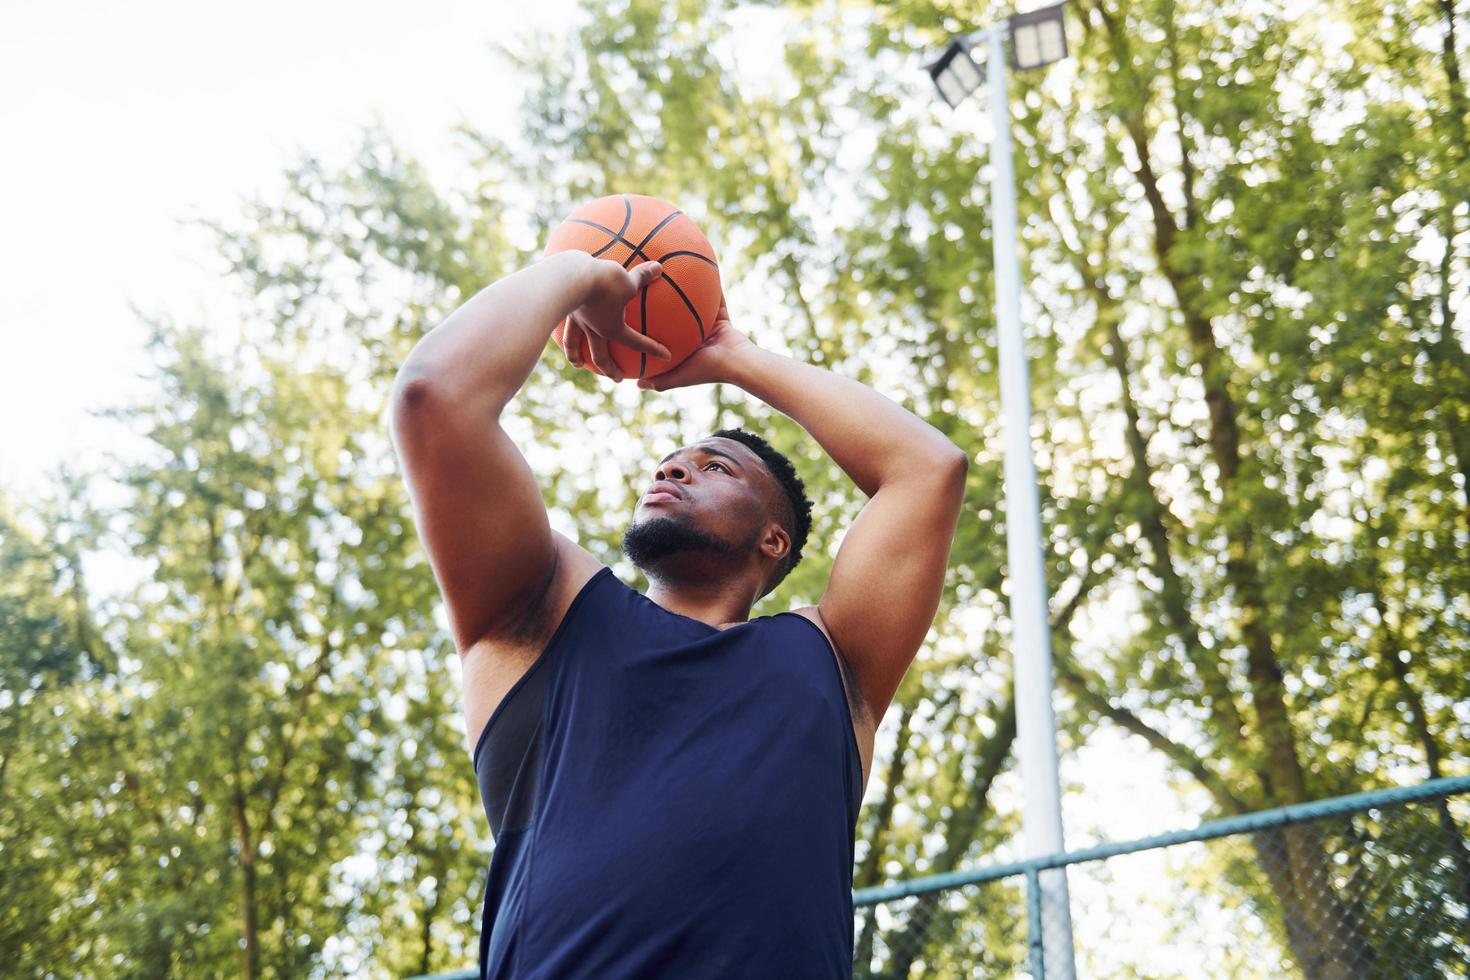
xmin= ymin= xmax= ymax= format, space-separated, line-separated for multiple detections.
xmin=784 ymin=605 xmax=829 ymax=640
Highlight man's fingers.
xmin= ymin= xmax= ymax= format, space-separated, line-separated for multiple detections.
xmin=587 ymin=333 xmax=624 ymax=382
xmin=564 ymin=316 xmax=585 ymax=367
xmin=637 ymin=361 xmax=695 ymax=392
xmin=620 ymin=327 xmax=673 ymax=361
xmin=569 ymin=261 xmax=666 ymax=377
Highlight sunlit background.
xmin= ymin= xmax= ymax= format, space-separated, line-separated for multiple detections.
xmin=3 ymin=0 xmax=1466 ymax=976
xmin=1 ymin=0 xmax=577 ymax=489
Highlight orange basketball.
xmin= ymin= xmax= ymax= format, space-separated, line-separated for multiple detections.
xmin=542 ymin=194 xmax=722 ymax=380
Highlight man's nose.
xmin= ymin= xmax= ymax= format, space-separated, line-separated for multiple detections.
xmin=656 ymin=462 xmax=689 ymax=482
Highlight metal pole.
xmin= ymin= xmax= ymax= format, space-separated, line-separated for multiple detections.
xmin=980 ymin=24 xmax=1077 ymax=979
xmin=1024 ymin=868 xmax=1046 ymax=979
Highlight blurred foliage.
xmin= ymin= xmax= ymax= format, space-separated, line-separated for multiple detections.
xmin=1 ymin=0 xmax=1467 ymax=975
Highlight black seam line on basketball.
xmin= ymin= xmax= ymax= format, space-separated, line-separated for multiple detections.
xmin=586 ymin=192 xmax=629 ymax=258
xmin=568 ymin=232 xmax=710 ymax=344
xmin=618 ymin=195 xmax=633 ymax=238
xmin=623 ymin=209 xmax=684 ymax=267
xmin=565 ymin=217 xmax=669 ymax=264
xmin=572 ymin=208 xmax=712 ymax=353
xmin=567 ymin=234 xmax=705 ymax=342
xmin=649 ymin=250 xmax=718 ymax=268
xmin=568 ymin=219 xmax=653 ymax=260
xmin=588 ymin=196 xmax=633 ymax=260
xmin=564 ymin=221 xmax=718 ymax=275
xmin=658 ymin=273 xmax=705 ymax=341
xmin=650 ymin=255 xmax=710 ymax=337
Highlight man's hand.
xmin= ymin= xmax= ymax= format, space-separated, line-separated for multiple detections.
xmin=636 ymin=292 xmax=754 ymax=392
xmin=563 ymin=258 xmax=673 ymax=381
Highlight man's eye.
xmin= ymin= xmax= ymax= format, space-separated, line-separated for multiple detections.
xmin=707 ymin=462 xmax=726 ymax=472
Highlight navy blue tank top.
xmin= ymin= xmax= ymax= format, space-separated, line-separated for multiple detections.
xmin=471 ymin=566 xmax=863 ymax=978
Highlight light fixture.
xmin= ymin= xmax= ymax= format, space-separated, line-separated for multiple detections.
xmin=924 ymin=37 xmax=984 ymax=109
xmin=1008 ymin=2 xmax=1069 ymax=71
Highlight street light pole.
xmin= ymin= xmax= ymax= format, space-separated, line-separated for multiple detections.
xmin=974 ymin=23 xmax=1077 ymax=979
xmin=927 ymin=7 xmax=1076 ymax=974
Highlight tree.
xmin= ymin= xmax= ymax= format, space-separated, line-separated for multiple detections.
xmin=5 ymin=0 xmax=1465 ymax=974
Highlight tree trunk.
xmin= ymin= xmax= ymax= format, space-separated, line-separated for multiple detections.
xmin=1389 ymin=654 xmax=1470 ymax=928
xmin=1083 ymin=5 xmax=1380 ymax=971
xmin=873 ymin=561 xmax=1106 ymax=978
xmin=1369 ymin=577 xmax=1470 ymax=923
xmin=1091 ymin=272 xmax=1250 ymax=756
xmin=418 ymin=884 xmax=440 ymax=977
xmin=1437 ymin=0 xmax=1470 ymax=198
xmin=880 ymin=697 xmax=1017 ymax=980
xmin=234 ymin=790 xmax=260 ymax=980
xmin=1428 ymin=0 xmax=1470 ymax=535
xmin=853 ymin=700 xmax=915 ymax=977
xmin=1244 ymin=827 xmax=1355 ymax=980
xmin=0 ymin=705 xmax=21 ymax=810
xmin=1167 ymin=214 xmax=1378 ymax=980
xmin=1432 ymin=232 xmax=1470 ymax=532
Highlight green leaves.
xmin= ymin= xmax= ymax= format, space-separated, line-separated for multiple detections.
xmin=4 ymin=0 xmax=1467 ymax=974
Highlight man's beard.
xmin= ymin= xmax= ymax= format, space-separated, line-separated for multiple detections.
xmin=621 ymin=513 xmax=752 ymax=575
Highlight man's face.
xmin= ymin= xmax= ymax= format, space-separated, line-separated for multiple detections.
xmin=621 ymin=437 xmax=778 ymax=578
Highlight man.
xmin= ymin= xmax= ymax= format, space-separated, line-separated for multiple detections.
xmin=389 ymin=248 xmax=968 ymax=978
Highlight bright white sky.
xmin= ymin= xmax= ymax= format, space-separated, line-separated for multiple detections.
xmin=0 ymin=2 xmax=1247 ymax=973
xmin=0 ymin=0 xmax=576 ymax=494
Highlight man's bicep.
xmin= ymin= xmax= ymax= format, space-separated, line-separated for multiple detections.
xmin=818 ymin=460 xmax=967 ymax=719
xmin=391 ymin=382 xmax=556 ymax=652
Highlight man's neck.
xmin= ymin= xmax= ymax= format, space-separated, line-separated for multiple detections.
xmin=646 ymin=577 xmax=755 ymax=629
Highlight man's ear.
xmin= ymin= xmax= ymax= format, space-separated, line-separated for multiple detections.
xmin=760 ymin=523 xmax=791 ymax=563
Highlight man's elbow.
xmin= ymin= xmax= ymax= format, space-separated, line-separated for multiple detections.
xmin=389 ymin=367 xmax=437 ymax=431
xmin=388 ymin=362 xmax=465 ymax=448
xmin=901 ymin=443 xmax=968 ymax=490
xmin=937 ymin=444 xmax=970 ymax=480
xmin=391 ymin=361 xmax=430 ymax=403
xmin=936 ymin=446 xmax=969 ymax=507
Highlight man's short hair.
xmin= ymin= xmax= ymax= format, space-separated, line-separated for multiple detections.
xmin=710 ymin=428 xmax=813 ymax=596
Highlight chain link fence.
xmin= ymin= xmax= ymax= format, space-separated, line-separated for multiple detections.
xmin=409 ymin=775 xmax=1469 ymax=979
xmin=854 ymin=775 xmax=1470 ymax=979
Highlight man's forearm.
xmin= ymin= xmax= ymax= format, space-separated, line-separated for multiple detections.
xmin=725 ymin=346 xmax=966 ymax=497
xmin=395 ymin=249 xmax=599 ymax=416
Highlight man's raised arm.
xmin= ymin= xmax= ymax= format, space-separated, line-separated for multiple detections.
xmin=723 ymin=343 xmax=969 ymax=721
xmin=635 ymin=302 xmax=968 ymax=723
xmin=389 ymin=250 xmax=666 ymax=651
